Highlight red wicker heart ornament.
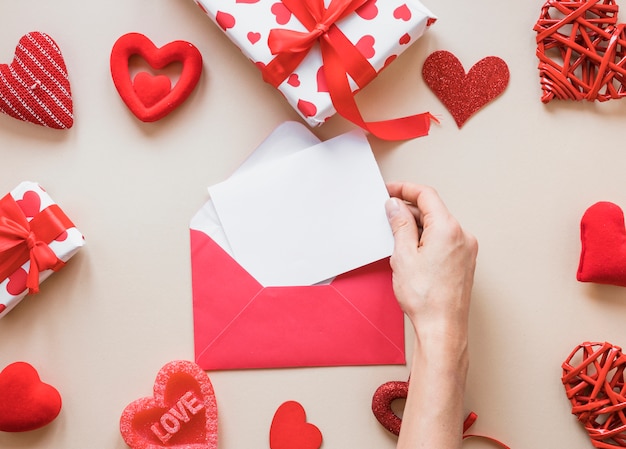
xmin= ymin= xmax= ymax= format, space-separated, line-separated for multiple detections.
xmin=534 ymin=0 xmax=626 ymax=103
xmin=0 ymin=32 xmax=73 ymax=129
xmin=562 ymin=342 xmax=626 ymax=447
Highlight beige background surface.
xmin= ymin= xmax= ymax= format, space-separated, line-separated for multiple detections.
xmin=0 ymin=0 xmax=624 ymax=448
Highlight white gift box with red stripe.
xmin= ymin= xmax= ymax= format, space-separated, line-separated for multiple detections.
xmin=0 ymin=182 xmax=84 ymax=318
xmin=193 ymin=0 xmax=435 ymax=127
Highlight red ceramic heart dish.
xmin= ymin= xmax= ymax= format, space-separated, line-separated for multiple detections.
xmin=0 ymin=32 xmax=73 ymax=129
xmin=577 ymin=202 xmax=626 ymax=287
xmin=422 ymin=50 xmax=509 ymax=128
xmin=110 ymin=33 xmax=203 ymax=122
xmin=270 ymin=401 xmax=322 ymax=449
xmin=120 ymin=360 xmax=218 ymax=449
xmin=562 ymin=342 xmax=626 ymax=448
xmin=0 ymin=362 xmax=62 ymax=432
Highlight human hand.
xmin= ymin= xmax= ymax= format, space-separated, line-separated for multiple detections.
xmin=385 ymin=182 xmax=478 ymax=348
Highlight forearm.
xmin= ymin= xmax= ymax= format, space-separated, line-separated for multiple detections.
xmin=397 ymin=334 xmax=469 ymax=449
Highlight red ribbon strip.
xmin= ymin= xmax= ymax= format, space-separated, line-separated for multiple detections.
xmin=263 ymin=0 xmax=437 ymax=141
xmin=463 ymin=412 xmax=511 ymax=448
xmin=0 ymin=193 xmax=74 ymax=293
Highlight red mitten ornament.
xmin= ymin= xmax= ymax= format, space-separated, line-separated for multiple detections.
xmin=0 ymin=32 xmax=73 ymax=129
xmin=110 ymin=33 xmax=202 ymax=122
xmin=577 ymin=202 xmax=626 ymax=287
xmin=0 ymin=362 xmax=62 ymax=432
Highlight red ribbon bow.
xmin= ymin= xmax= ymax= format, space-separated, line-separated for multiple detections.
xmin=0 ymin=194 xmax=73 ymax=294
xmin=263 ymin=0 xmax=436 ymax=141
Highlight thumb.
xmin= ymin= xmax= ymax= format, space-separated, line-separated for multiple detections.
xmin=385 ymin=197 xmax=419 ymax=251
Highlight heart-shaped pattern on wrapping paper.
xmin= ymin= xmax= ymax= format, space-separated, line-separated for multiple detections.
xmin=534 ymin=0 xmax=626 ymax=103
xmin=422 ymin=50 xmax=509 ymax=128
xmin=119 ymin=360 xmax=218 ymax=449
xmin=562 ymin=342 xmax=626 ymax=447
xmin=0 ymin=32 xmax=73 ymax=129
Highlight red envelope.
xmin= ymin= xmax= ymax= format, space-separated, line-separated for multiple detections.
xmin=189 ymin=122 xmax=405 ymax=370
xmin=190 ymin=231 xmax=404 ymax=370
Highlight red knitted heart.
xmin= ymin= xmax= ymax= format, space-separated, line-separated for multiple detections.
xmin=119 ymin=360 xmax=218 ymax=449
xmin=562 ymin=342 xmax=626 ymax=447
xmin=0 ymin=32 xmax=73 ymax=129
xmin=577 ymin=202 xmax=626 ymax=287
xmin=534 ymin=0 xmax=626 ymax=103
xmin=422 ymin=50 xmax=509 ymax=128
xmin=270 ymin=401 xmax=322 ymax=449
xmin=110 ymin=33 xmax=203 ymax=122
xmin=0 ymin=362 xmax=62 ymax=432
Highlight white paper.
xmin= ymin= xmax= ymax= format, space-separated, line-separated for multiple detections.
xmin=208 ymin=129 xmax=393 ymax=287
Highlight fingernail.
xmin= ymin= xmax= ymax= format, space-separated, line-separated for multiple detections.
xmin=385 ymin=198 xmax=400 ymax=220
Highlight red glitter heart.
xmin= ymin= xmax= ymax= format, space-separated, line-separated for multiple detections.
xmin=119 ymin=360 xmax=218 ymax=449
xmin=562 ymin=342 xmax=626 ymax=448
xmin=534 ymin=0 xmax=626 ymax=103
xmin=422 ymin=50 xmax=509 ymax=128
xmin=371 ymin=380 xmax=408 ymax=435
xmin=270 ymin=401 xmax=322 ymax=449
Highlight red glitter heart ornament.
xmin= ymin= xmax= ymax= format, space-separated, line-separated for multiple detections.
xmin=534 ymin=0 xmax=626 ymax=103
xmin=422 ymin=50 xmax=509 ymax=128
xmin=577 ymin=202 xmax=626 ymax=287
xmin=371 ymin=380 xmax=408 ymax=435
xmin=0 ymin=362 xmax=62 ymax=432
xmin=0 ymin=32 xmax=73 ymax=129
xmin=270 ymin=401 xmax=322 ymax=449
xmin=562 ymin=341 xmax=626 ymax=447
xmin=120 ymin=360 xmax=218 ymax=449
xmin=110 ymin=33 xmax=203 ymax=122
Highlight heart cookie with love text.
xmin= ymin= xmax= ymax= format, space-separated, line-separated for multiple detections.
xmin=119 ymin=360 xmax=218 ymax=449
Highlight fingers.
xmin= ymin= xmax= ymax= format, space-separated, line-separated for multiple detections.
xmin=386 ymin=183 xmax=450 ymax=223
xmin=385 ymin=197 xmax=420 ymax=257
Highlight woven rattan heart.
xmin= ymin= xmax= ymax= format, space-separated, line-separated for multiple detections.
xmin=562 ymin=341 xmax=626 ymax=447
xmin=534 ymin=0 xmax=626 ymax=103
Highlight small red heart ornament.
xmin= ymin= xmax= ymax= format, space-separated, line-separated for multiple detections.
xmin=0 ymin=362 xmax=62 ymax=432
xmin=422 ymin=50 xmax=509 ymax=128
xmin=270 ymin=401 xmax=322 ymax=449
xmin=534 ymin=0 xmax=626 ymax=103
xmin=110 ymin=33 xmax=203 ymax=122
xmin=562 ymin=341 xmax=626 ymax=448
xmin=0 ymin=32 xmax=73 ymax=129
xmin=371 ymin=380 xmax=408 ymax=435
xmin=119 ymin=360 xmax=218 ymax=449
xmin=577 ymin=202 xmax=626 ymax=287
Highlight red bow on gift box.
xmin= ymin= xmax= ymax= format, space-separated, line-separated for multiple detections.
xmin=263 ymin=0 xmax=437 ymax=141
xmin=0 ymin=194 xmax=73 ymax=293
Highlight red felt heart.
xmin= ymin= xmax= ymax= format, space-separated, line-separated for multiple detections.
xmin=110 ymin=33 xmax=203 ymax=122
xmin=371 ymin=380 xmax=408 ymax=435
xmin=534 ymin=0 xmax=626 ymax=103
xmin=120 ymin=360 xmax=218 ymax=449
xmin=270 ymin=401 xmax=322 ymax=449
xmin=422 ymin=50 xmax=509 ymax=128
xmin=577 ymin=202 xmax=626 ymax=287
xmin=562 ymin=341 xmax=626 ymax=448
xmin=0 ymin=362 xmax=62 ymax=432
xmin=0 ymin=32 xmax=73 ymax=129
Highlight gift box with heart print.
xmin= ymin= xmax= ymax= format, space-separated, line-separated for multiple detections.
xmin=192 ymin=0 xmax=435 ymax=128
xmin=0 ymin=181 xmax=84 ymax=319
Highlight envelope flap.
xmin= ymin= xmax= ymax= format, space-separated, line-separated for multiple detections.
xmin=196 ymin=283 xmax=405 ymax=370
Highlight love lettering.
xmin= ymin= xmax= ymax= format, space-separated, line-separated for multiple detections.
xmin=150 ymin=391 xmax=204 ymax=443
